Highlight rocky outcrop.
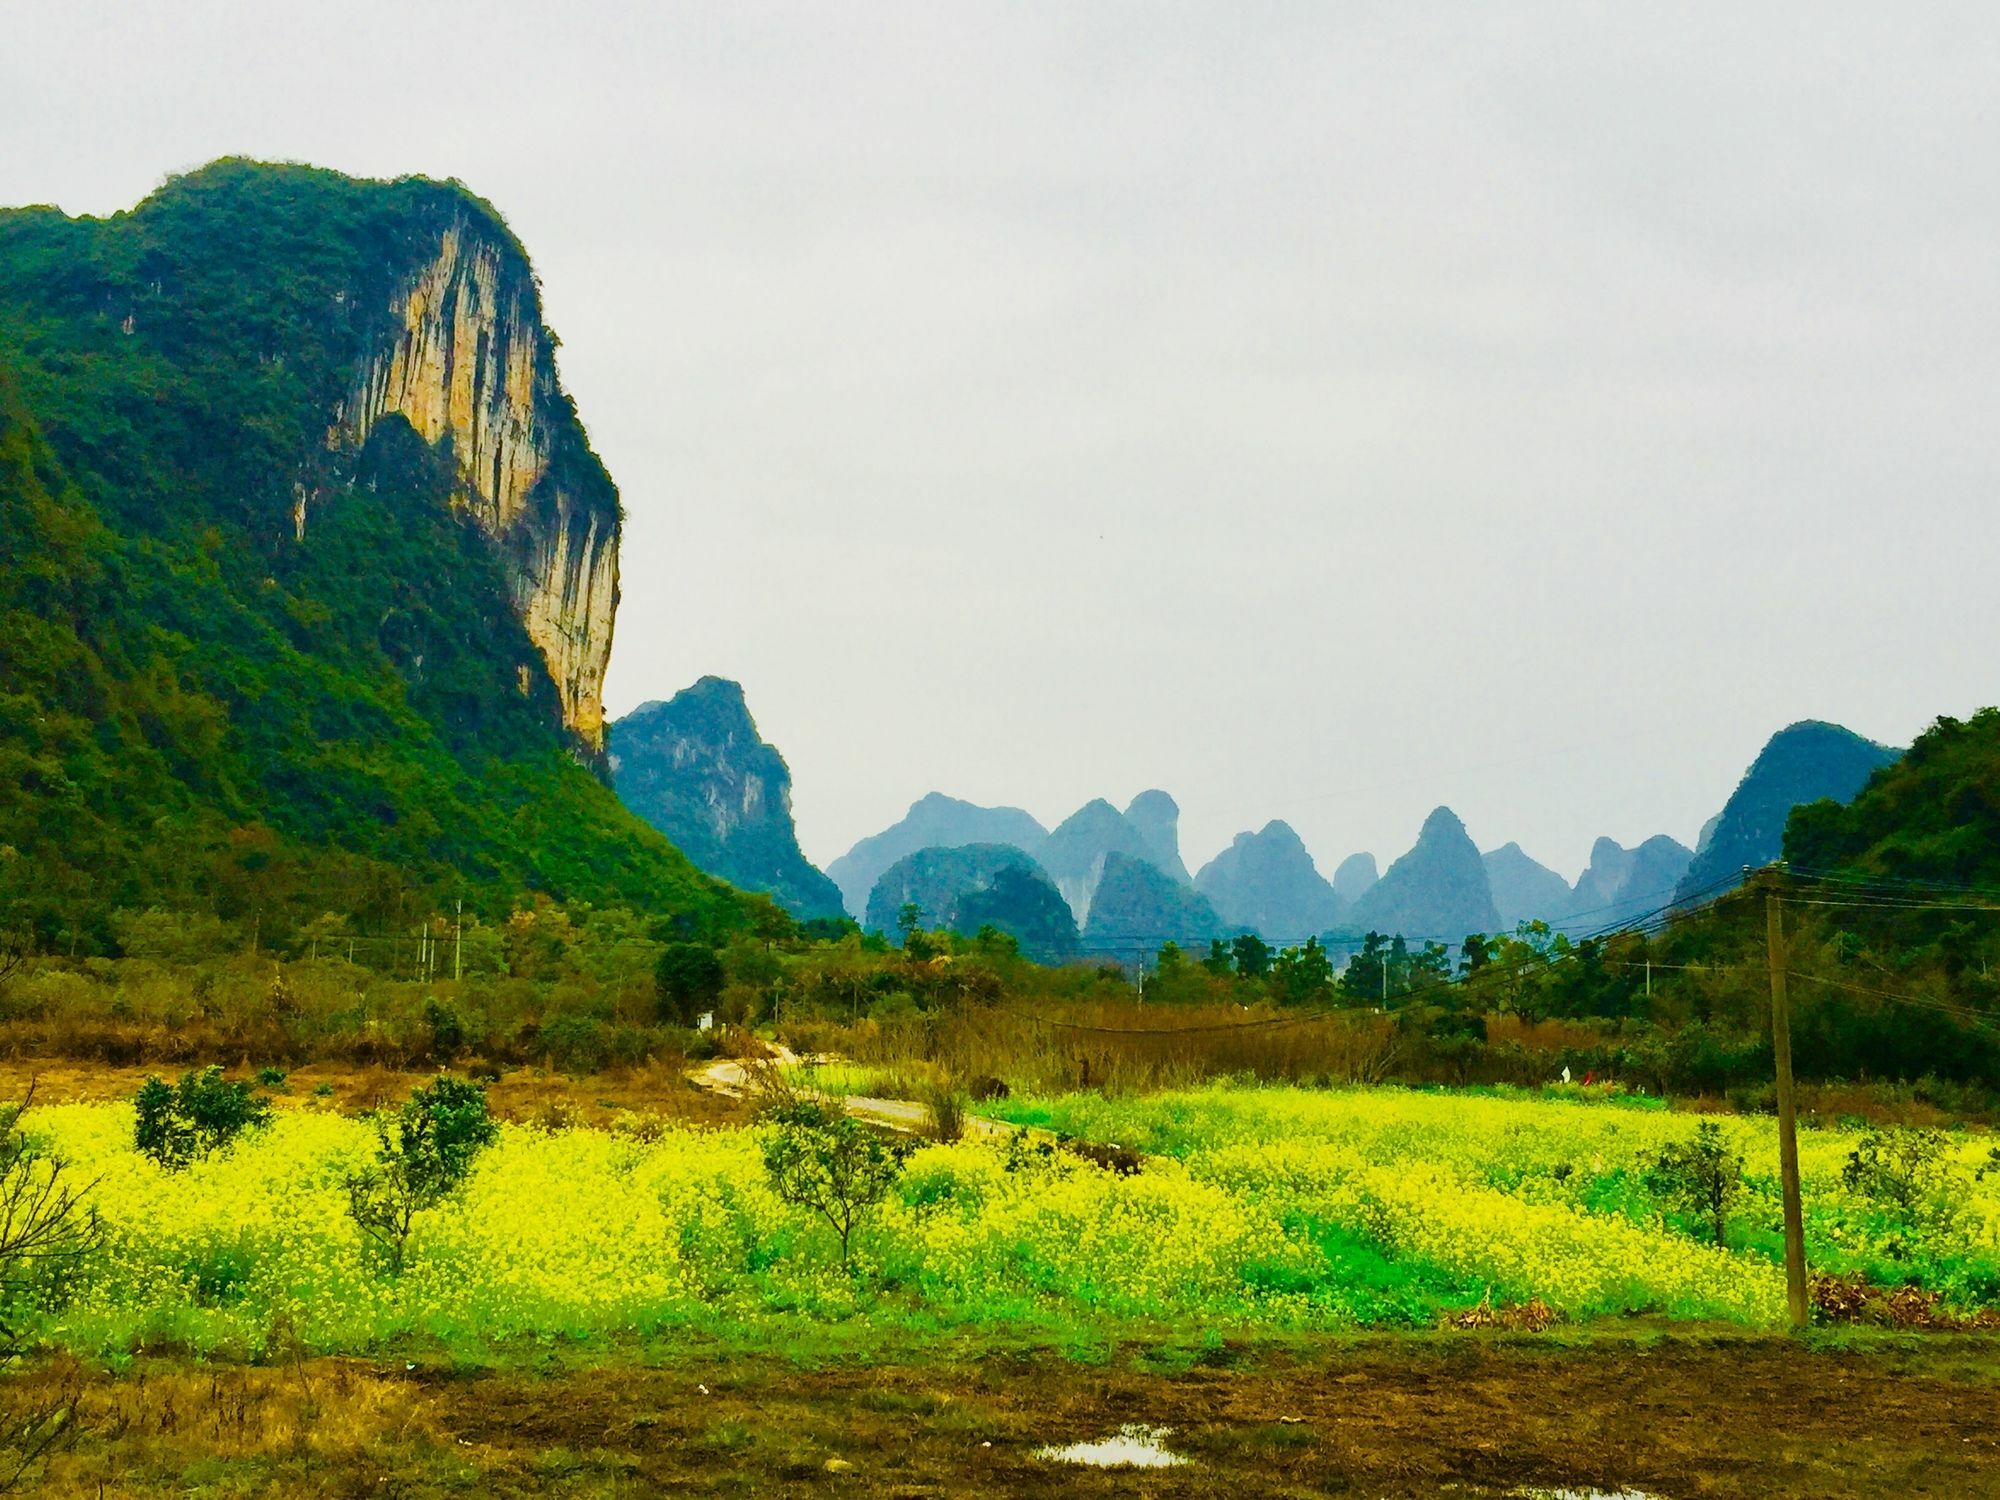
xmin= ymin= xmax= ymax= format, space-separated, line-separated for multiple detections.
xmin=1081 ymin=852 xmax=1224 ymax=957
xmin=826 ymin=793 xmax=1049 ymax=920
xmin=342 ymin=218 xmax=619 ymax=750
xmin=609 ymin=678 xmax=844 ymax=919
xmin=1124 ymin=790 xmax=1191 ymax=884
xmin=1483 ymin=842 xmax=1575 ymax=929
xmin=1348 ymin=807 xmax=1502 ymax=943
xmin=864 ymin=844 xmax=1079 ymax=963
xmin=1195 ymin=821 xmax=1345 ymax=939
xmin=1676 ymin=721 xmax=1901 ymax=906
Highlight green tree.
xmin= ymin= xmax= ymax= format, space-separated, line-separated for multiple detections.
xmin=1271 ymin=937 xmax=1333 ymax=1006
xmin=760 ymin=1099 xmax=906 ymax=1265
xmin=1230 ymin=933 xmax=1273 ymax=979
xmin=346 ymin=1076 xmax=498 ymax=1273
xmin=1644 ymin=1122 xmax=1743 ymax=1245
xmin=654 ymin=942 xmax=725 ymax=1026
xmin=133 ymin=1067 xmax=272 ymax=1170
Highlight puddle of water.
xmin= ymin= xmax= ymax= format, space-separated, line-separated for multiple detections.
xmin=1034 ymin=1423 xmax=1187 ymax=1468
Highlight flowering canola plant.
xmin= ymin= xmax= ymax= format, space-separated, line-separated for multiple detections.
xmin=19 ymin=1083 xmax=1996 ymax=1355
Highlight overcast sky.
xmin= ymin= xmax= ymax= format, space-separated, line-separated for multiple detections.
xmin=7 ymin=3 xmax=1998 ymax=881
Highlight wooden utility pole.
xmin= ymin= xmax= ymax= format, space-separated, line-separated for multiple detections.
xmin=1765 ymin=874 xmax=1809 ymax=1326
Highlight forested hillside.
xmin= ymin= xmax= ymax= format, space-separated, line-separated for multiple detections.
xmin=0 ymin=161 xmax=763 ymax=950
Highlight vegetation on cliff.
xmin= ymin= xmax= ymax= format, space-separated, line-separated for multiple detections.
xmin=0 ymin=161 xmax=763 ymax=950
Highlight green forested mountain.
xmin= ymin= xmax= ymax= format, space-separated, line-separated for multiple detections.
xmin=0 ymin=160 xmax=764 ymax=949
xmin=1677 ymin=720 xmax=1900 ymax=904
xmin=1787 ymin=711 xmax=2000 ymax=889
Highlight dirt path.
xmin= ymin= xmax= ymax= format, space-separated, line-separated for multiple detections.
xmin=691 ymin=1053 xmax=1016 ymax=1139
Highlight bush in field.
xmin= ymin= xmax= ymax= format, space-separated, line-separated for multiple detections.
xmin=345 ymin=1076 xmax=498 ymax=1273
xmin=654 ymin=943 xmax=724 ymax=1026
xmin=1842 ymin=1127 xmax=1955 ymax=1252
xmin=1643 ymin=1121 xmax=1743 ymax=1245
xmin=760 ymin=1100 xmax=906 ymax=1264
xmin=133 ymin=1066 xmax=272 ymax=1170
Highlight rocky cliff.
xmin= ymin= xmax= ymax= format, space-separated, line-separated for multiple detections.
xmin=1041 ymin=798 xmax=1169 ymax=923
xmin=340 ymin=217 xmax=620 ymax=750
xmin=0 ymin=159 xmax=749 ymax=937
xmin=1568 ymin=834 xmax=1692 ymax=931
xmin=1124 ymin=790 xmax=1192 ymax=884
xmin=609 ymin=678 xmax=844 ymax=919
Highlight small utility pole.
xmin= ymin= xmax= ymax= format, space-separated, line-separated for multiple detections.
xmin=454 ymin=899 xmax=463 ymax=982
xmin=1765 ymin=873 xmax=1809 ymax=1327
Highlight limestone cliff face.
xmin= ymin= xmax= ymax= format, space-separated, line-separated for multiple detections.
xmin=341 ymin=219 xmax=619 ymax=750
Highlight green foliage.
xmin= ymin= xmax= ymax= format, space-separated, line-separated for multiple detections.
xmin=1269 ymin=937 xmax=1333 ymax=1006
xmin=1230 ymin=933 xmax=1272 ymax=979
xmin=1643 ymin=1121 xmax=1742 ymax=1245
xmin=759 ymin=1100 xmax=907 ymax=1264
xmin=422 ymin=998 xmax=465 ymax=1058
xmin=253 ymin=1066 xmax=288 ymax=1090
xmin=345 ymin=1075 xmax=498 ymax=1272
xmin=655 ymin=943 xmax=725 ymax=1026
xmin=1841 ymin=1128 xmax=1953 ymax=1248
xmin=133 ymin=1066 xmax=272 ymax=1169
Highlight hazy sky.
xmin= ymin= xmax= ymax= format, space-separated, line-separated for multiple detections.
xmin=8 ymin=3 xmax=1998 ymax=881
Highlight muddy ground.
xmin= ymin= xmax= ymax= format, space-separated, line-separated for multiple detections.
xmin=5 ymin=1333 xmax=1997 ymax=1497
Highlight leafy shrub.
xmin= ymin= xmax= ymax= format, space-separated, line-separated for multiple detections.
xmin=133 ymin=1067 xmax=272 ymax=1170
xmin=345 ymin=1076 xmax=498 ymax=1273
xmin=760 ymin=1100 xmax=906 ymax=1264
xmin=1643 ymin=1121 xmax=1743 ymax=1244
xmin=253 ymin=1066 xmax=288 ymax=1090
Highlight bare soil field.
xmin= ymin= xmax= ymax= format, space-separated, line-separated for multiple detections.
xmin=9 ymin=1334 xmax=1999 ymax=1498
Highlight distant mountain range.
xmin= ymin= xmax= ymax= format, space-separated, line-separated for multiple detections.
xmin=862 ymin=843 xmax=1078 ymax=964
xmin=590 ymin=708 xmax=1907 ymax=960
xmin=824 ymin=793 xmax=1049 ymax=919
